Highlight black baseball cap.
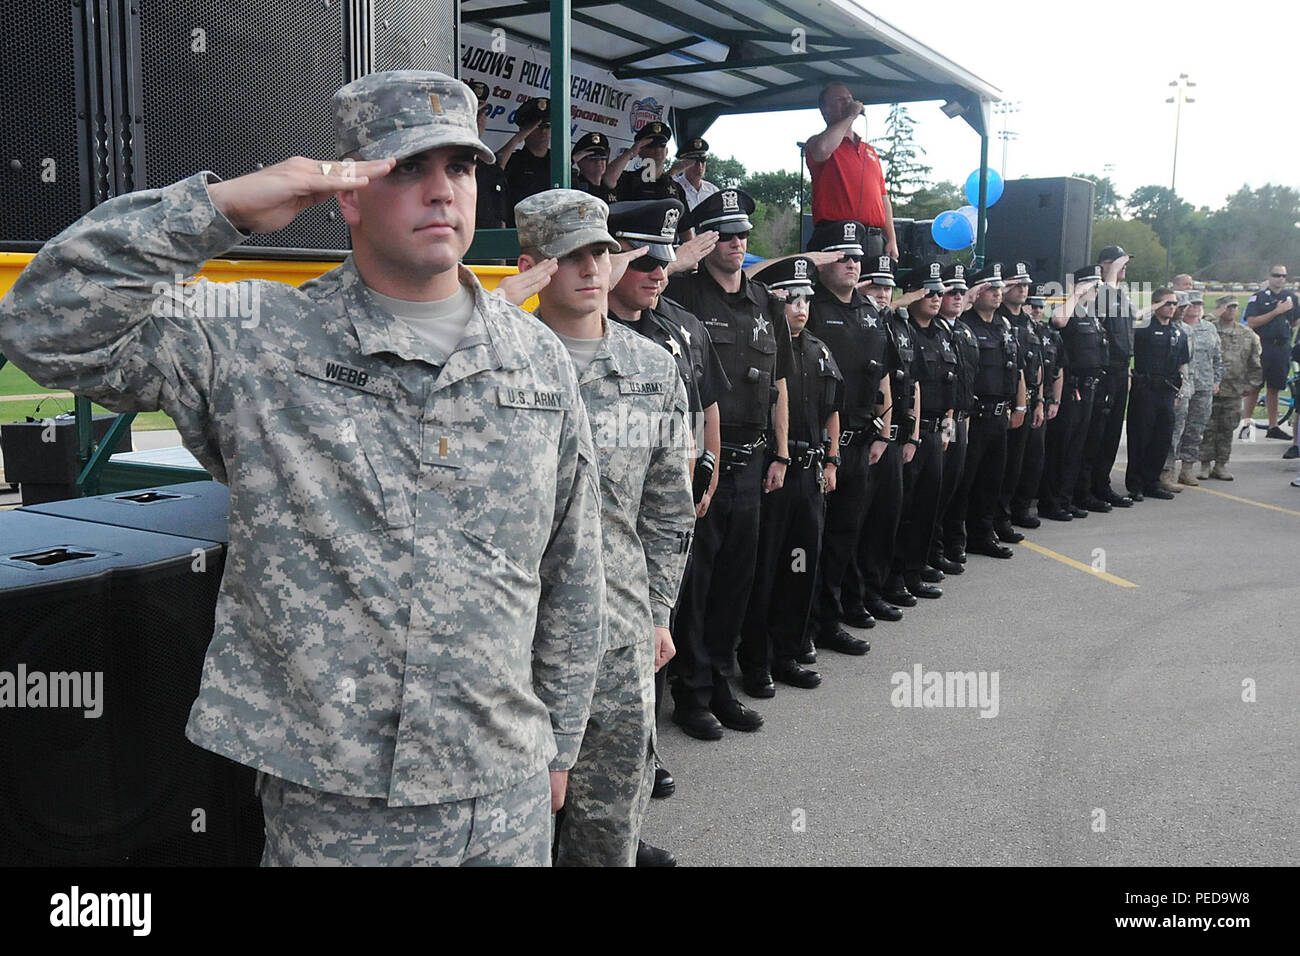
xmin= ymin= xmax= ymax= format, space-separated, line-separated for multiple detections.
xmin=1098 ymin=245 xmax=1130 ymax=262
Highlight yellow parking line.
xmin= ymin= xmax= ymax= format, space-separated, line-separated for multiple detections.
xmin=1185 ymin=484 xmax=1300 ymax=518
xmin=1018 ymin=540 xmax=1138 ymax=588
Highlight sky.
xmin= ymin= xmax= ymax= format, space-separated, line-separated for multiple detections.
xmin=701 ymin=1 xmax=1298 ymax=211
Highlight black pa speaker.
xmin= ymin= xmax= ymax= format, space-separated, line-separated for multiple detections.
xmin=0 ymin=510 xmax=260 ymax=865
xmin=985 ymin=177 xmax=1095 ymax=289
xmin=1 ymin=413 xmax=134 ymax=506
xmin=24 ymin=480 xmax=230 ymax=545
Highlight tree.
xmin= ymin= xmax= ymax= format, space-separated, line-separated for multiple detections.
xmin=741 ymin=169 xmax=810 ymax=214
xmin=708 ymin=155 xmax=747 ymax=189
xmin=748 ymin=202 xmax=799 ymax=259
xmin=1204 ymin=184 xmax=1300 ymax=281
xmin=870 ymin=104 xmax=932 ymax=204
xmin=1090 ymin=219 xmax=1166 ymax=286
xmin=893 ymin=180 xmax=964 ymax=221
xmin=1071 ymin=172 xmax=1123 ymax=218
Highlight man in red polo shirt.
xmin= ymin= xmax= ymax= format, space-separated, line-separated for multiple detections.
xmin=805 ymin=82 xmax=898 ymax=262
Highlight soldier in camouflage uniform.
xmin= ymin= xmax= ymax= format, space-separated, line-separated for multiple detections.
xmin=1201 ymin=297 xmax=1262 ymax=480
xmin=0 ymin=70 xmax=607 ymax=866
xmin=1168 ymin=295 xmax=1222 ymax=485
xmin=515 ymin=190 xmax=694 ymax=866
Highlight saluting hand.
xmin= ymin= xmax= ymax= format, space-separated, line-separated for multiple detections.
xmin=208 ymin=156 xmax=395 ymax=235
xmin=496 ymin=258 xmax=557 ymax=307
xmin=609 ymin=244 xmax=650 ymax=289
xmin=672 ymin=230 xmax=719 ymax=274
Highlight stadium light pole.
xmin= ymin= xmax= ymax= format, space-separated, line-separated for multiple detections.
xmin=993 ymin=100 xmax=1020 ymax=179
xmin=1165 ymin=74 xmax=1195 ymax=282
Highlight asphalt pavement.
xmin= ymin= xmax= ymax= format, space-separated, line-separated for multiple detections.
xmin=643 ymin=426 xmax=1300 ymax=866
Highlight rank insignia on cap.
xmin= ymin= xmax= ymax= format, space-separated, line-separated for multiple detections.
xmin=538 ymin=98 xmax=549 ymax=111
xmin=592 ymin=134 xmax=602 ymax=144
xmin=428 ymin=94 xmax=443 ymax=114
xmin=794 ymin=259 xmax=808 ymax=279
xmin=662 ymin=206 xmax=681 ymax=237
xmin=845 ymin=222 xmax=857 ymax=240
xmin=930 ymin=262 xmax=942 ymax=279
xmin=878 ymin=256 xmax=891 ymax=272
xmin=722 ymin=190 xmax=740 ymax=212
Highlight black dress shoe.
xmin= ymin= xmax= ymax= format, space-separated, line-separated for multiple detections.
xmin=882 ymin=585 xmax=918 ymax=607
xmin=710 ymin=697 xmax=764 ymax=732
xmin=741 ymin=668 xmax=775 ymax=699
xmin=1039 ymin=507 xmax=1073 ymax=521
xmin=865 ymin=596 xmax=903 ymax=621
xmin=636 ymin=841 xmax=677 ymax=867
xmin=1079 ymin=495 xmax=1112 ymax=513
xmin=919 ymin=565 xmax=945 ymax=583
xmin=796 ymin=641 xmax=817 ymax=664
xmin=814 ymin=627 xmax=871 ymax=655
xmin=1010 ymin=511 xmax=1041 ymax=529
xmin=772 ymin=659 xmax=822 ymax=688
xmin=1126 ymin=488 xmax=1144 ymax=502
xmin=1101 ymin=490 xmax=1134 ymax=508
xmin=652 ymin=766 xmax=675 ymax=799
xmin=672 ymin=706 xmax=724 ymax=740
xmin=1069 ymin=506 xmax=1089 ymax=519
xmin=967 ymin=538 xmax=1013 ymax=559
xmin=930 ymin=554 xmax=963 ymax=575
xmin=841 ymin=606 xmax=876 ymax=629
xmin=948 ymin=550 xmax=967 ymax=564
xmin=994 ymin=520 xmax=1025 ymax=543
xmin=1143 ymin=486 xmax=1175 ymax=500
xmin=904 ymin=575 xmax=942 ymax=599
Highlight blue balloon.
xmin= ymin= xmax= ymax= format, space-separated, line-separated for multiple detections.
xmin=964 ymin=168 xmax=1004 ymax=207
xmin=931 ymin=210 xmax=975 ymax=251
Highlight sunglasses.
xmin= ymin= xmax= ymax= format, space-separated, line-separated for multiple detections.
xmin=1272 ymin=273 xmax=1288 ymax=279
xmin=627 ymin=255 xmax=669 ymax=273
xmin=838 ymin=254 xmax=862 ymax=263
xmin=723 ymin=231 xmax=751 ymax=241
xmin=921 ymin=289 xmax=943 ymax=299
xmin=1157 ymin=300 xmax=1178 ymax=308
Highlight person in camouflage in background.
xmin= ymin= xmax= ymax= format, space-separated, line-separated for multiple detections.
xmin=1168 ymin=294 xmax=1222 ymax=486
xmin=514 ymin=189 xmax=695 ymax=866
xmin=1200 ymin=296 xmax=1262 ymax=481
xmin=0 ymin=70 xmax=607 ymax=866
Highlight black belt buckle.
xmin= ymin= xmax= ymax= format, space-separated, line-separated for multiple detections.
xmin=839 ymin=429 xmax=856 ymax=446
xmin=993 ymin=401 xmax=1008 ymax=416
xmin=887 ymin=423 xmax=899 ymax=441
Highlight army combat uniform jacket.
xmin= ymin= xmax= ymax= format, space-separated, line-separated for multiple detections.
xmin=0 ymin=173 xmax=606 ymax=807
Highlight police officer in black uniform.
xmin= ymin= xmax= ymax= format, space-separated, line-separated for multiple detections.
xmin=1080 ymin=245 xmax=1138 ymax=511
xmin=950 ymin=263 xmax=1025 ymax=559
xmin=739 ymin=255 xmax=841 ymax=694
xmin=1011 ymin=285 xmax=1063 ymax=526
xmin=890 ymin=260 xmax=955 ymax=598
xmin=1042 ymin=265 xmax=1105 ymax=520
xmin=805 ymin=221 xmax=889 ymax=647
xmin=994 ymin=260 xmax=1042 ymax=544
xmin=1126 ymin=287 xmax=1192 ymax=499
xmin=608 ymin=122 xmax=689 ymax=206
xmin=1242 ymin=265 xmax=1300 ymax=441
xmin=572 ymin=132 xmax=618 ymax=204
xmin=499 ymin=97 xmax=552 ymax=226
xmin=933 ymin=263 xmax=977 ymax=573
xmin=664 ymin=187 xmax=792 ymax=738
xmin=847 ymin=255 xmax=918 ymax=615
xmin=467 ymin=80 xmax=507 ymax=230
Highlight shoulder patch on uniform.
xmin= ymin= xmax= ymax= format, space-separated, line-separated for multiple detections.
xmin=498 ymin=386 xmax=570 ymax=410
xmin=295 ymin=359 xmax=398 ymax=399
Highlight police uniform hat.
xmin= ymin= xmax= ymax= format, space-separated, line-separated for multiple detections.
xmin=905 ymin=259 xmax=947 ymax=294
xmin=754 ymin=256 xmax=817 ymax=298
xmin=607 ymin=198 xmax=684 ymax=262
xmin=515 ymin=189 xmax=620 ymax=259
xmin=940 ymin=262 xmax=969 ymax=292
xmin=333 ymin=70 xmax=495 ymax=164
xmin=571 ymin=131 xmax=610 ymax=162
xmin=1027 ymin=284 xmax=1048 ymax=307
xmin=634 ymin=121 xmax=671 ymax=147
xmin=1098 ymin=245 xmax=1130 ymax=262
xmin=467 ymin=79 xmax=491 ymax=107
xmin=515 ymin=97 xmax=551 ymax=128
xmin=687 ymin=187 xmax=755 ymax=234
xmin=678 ymin=137 xmax=709 ymax=160
xmin=1001 ymin=260 xmax=1032 ymax=284
xmin=861 ymin=253 xmax=897 ymax=287
xmin=1216 ymin=294 xmax=1238 ymax=309
xmin=808 ymin=220 xmax=866 ymax=257
xmin=969 ymin=262 xmax=1005 ymax=288
xmin=1072 ymin=264 xmax=1102 ymax=285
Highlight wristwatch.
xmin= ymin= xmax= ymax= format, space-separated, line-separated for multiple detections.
xmin=771 ymin=454 xmax=791 ymax=466
xmin=825 ymin=454 xmax=841 ymax=466
xmin=906 ymin=437 xmax=921 ymax=447
xmin=1014 ymin=405 xmax=1027 ymax=412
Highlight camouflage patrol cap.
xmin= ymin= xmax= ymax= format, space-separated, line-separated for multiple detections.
xmin=515 ymin=189 xmax=620 ymax=258
xmin=334 ymin=70 xmax=495 ymax=164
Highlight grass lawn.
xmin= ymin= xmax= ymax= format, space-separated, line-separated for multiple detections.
xmin=0 ymin=360 xmax=176 ymax=431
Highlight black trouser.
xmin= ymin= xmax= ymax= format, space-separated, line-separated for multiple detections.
xmin=1042 ymin=378 xmax=1096 ymax=510
xmin=1012 ymin=412 xmax=1048 ymax=515
xmin=997 ymin=414 xmax=1032 ymax=523
xmin=669 ymin=452 xmax=763 ymax=711
xmin=937 ymin=417 xmax=970 ymax=559
xmin=952 ymin=410 xmax=1009 ymax=543
xmin=1125 ymin=381 xmax=1176 ymax=493
xmin=1084 ymin=363 xmax=1130 ymax=498
xmin=844 ymin=438 xmax=904 ymax=607
xmin=738 ymin=462 xmax=825 ymax=671
xmin=810 ymin=440 xmax=872 ymax=635
xmin=895 ymin=427 xmax=944 ymax=575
